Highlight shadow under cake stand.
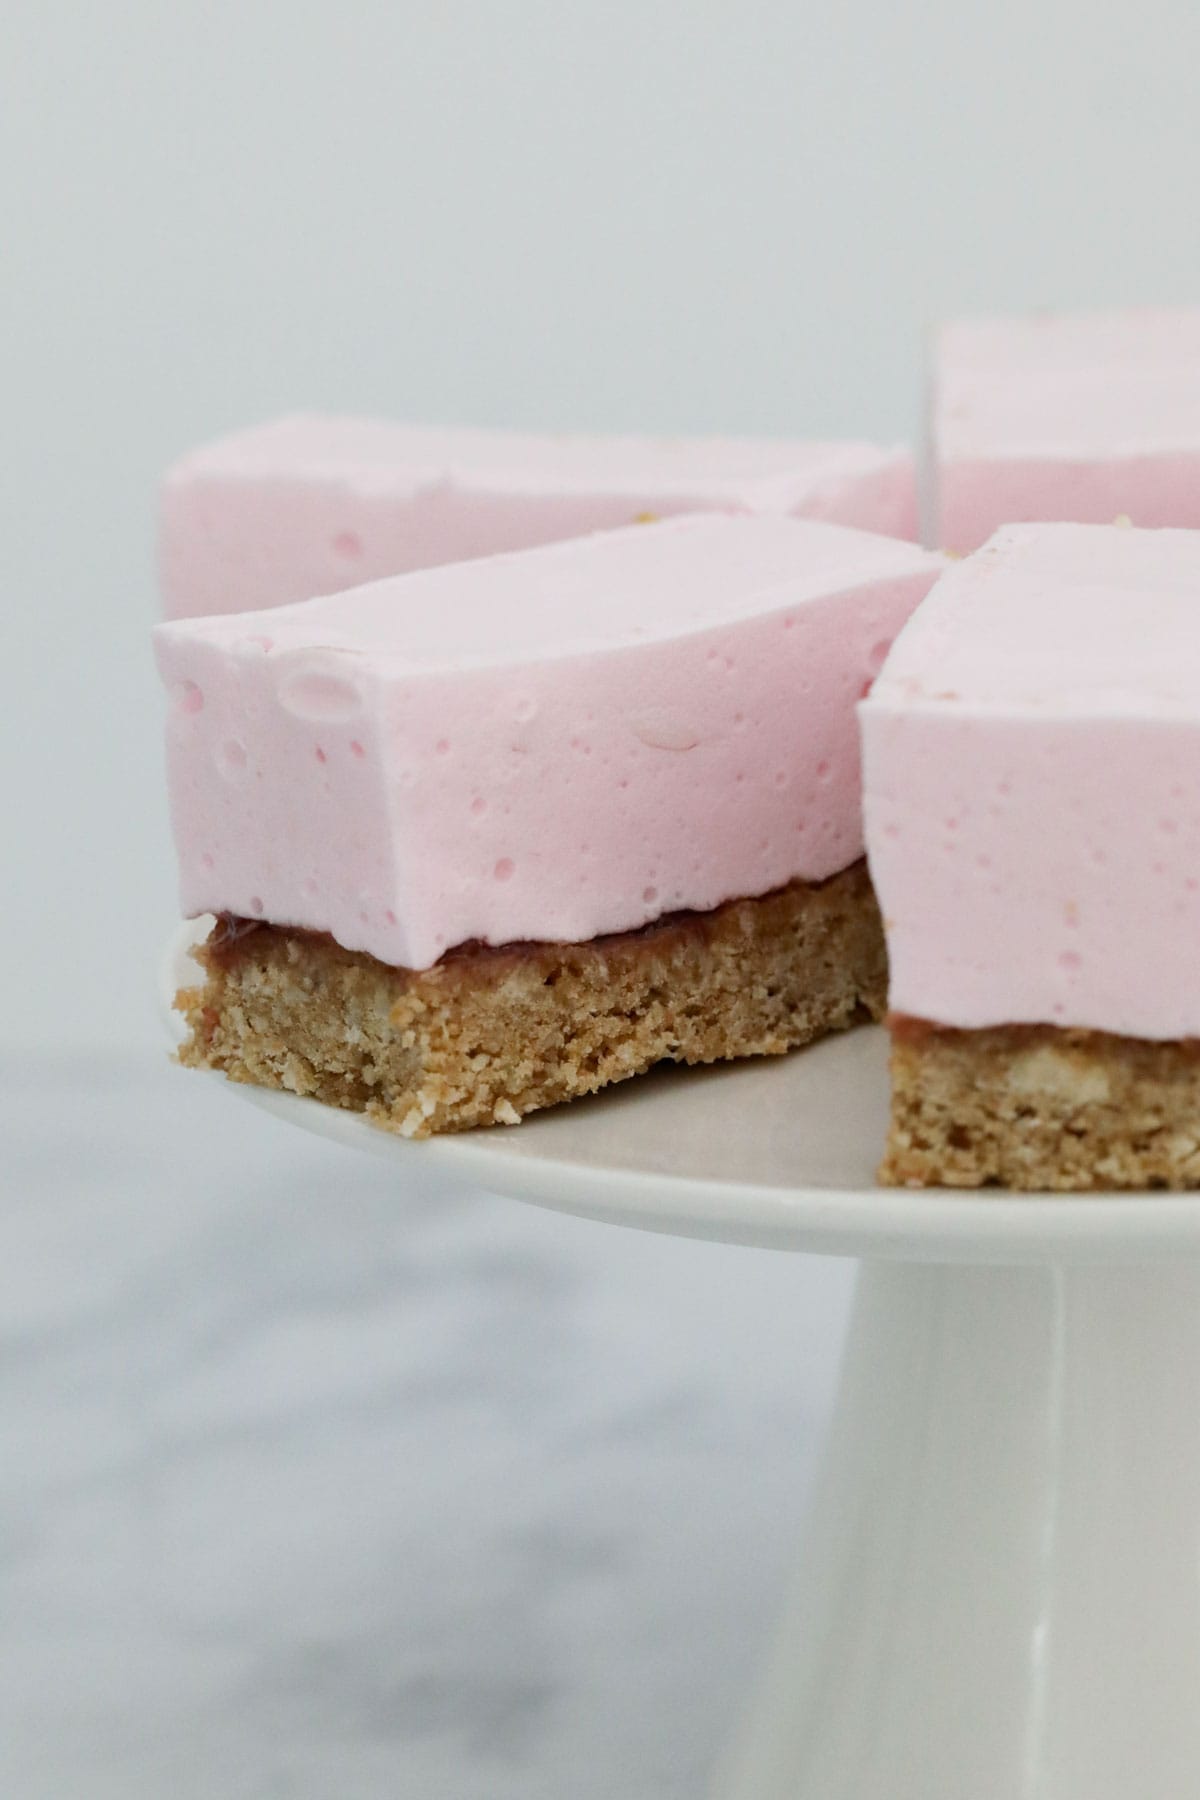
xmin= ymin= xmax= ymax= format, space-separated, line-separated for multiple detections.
xmin=167 ymin=921 xmax=1200 ymax=1800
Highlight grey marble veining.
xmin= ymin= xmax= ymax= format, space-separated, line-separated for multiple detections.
xmin=0 ymin=1053 xmax=852 ymax=1799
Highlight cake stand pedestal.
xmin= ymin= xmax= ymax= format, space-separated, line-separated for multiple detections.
xmin=166 ymin=925 xmax=1200 ymax=1800
xmin=711 ymin=1257 xmax=1200 ymax=1800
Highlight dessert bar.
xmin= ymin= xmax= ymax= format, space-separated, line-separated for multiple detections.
xmin=161 ymin=415 xmax=918 ymax=618
xmin=863 ymin=521 xmax=1200 ymax=1188
xmin=934 ymin=308 xmax=1200 ymax=553
xmin=160 ymin=514 xmax=943 ymax=1133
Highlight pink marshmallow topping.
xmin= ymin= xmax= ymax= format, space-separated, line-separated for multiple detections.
xmin=159 ymin=415 xmax=918 ymax=618
xmin=863 ymin=521 xmax=1200 ymax=1039
xmin=934 ymin=308 xmax=1200 ymax=554
xmin=158 ymin=514 xmax=943 ymax=970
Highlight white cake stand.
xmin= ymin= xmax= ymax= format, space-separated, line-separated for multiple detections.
xmin=166 ymin=923 xmax=1200 ymax=1800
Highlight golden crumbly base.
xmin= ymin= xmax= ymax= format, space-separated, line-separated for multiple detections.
xmin=880 ymin=1018 xmax=1200 ymax=1190
xmin=176 ymin=862 xmax=886 ymax=1138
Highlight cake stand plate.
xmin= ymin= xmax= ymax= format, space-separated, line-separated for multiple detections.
xmin=166 ymin=921 xmax=1200 ymax=1799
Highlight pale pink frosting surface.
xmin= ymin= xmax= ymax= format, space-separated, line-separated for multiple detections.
xmin=862 ymin=522 xmax=1200 ymax=1039
xmin=159 ymin=415 xmax=918 ymax=618
xmin=156 ymin=515 xmax=943 ymax=970
xmin=934 ymin=308 xmax=1200 ymax=553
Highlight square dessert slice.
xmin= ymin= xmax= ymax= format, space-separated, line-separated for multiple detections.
xmin=862 ymin=521 xmax=1200 ymax=1189
xmin=159 ymin=415 xmax=918 ymax=618
xmin=157 ymin=514 xmax=944 ymax=1135
xmin=934 ymin=307 xmax=1200 ymax=553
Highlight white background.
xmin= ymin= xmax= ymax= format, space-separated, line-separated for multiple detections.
xmin=5 ymin=0 xmax=1200 ymax=1054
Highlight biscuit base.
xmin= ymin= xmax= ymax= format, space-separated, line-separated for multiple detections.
xmin=881 ymin=1017 xmax=1200 ymax=1190
xmin=176 ymin=861 xmax=886 ymax=1138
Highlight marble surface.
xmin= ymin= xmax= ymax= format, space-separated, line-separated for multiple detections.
xmin=1 ymin=1052 xmax=853 ymax=1799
